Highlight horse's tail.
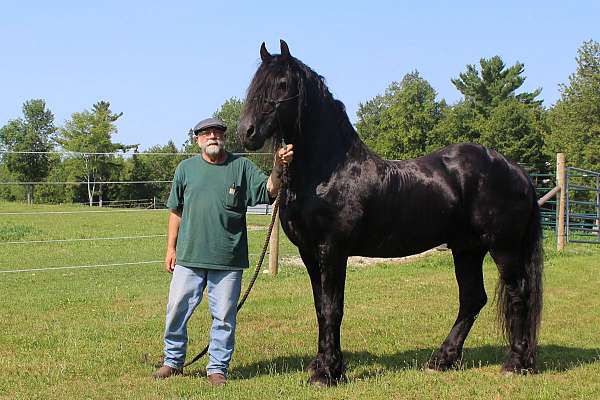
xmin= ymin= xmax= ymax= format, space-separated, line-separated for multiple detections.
xmin=496 ymin=194 xmax=544 ymax=366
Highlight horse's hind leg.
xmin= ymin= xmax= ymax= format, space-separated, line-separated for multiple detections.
xmin=426 ymin=248 xmax=487 ymax=371
xmin=490 ymin=248 xmax=537 ymax=374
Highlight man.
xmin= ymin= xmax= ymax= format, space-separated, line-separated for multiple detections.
xmin=153 ymin=117 xmax=293 ymax=385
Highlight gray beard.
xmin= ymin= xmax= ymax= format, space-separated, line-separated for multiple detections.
xmin=201 ymin=139 xmax=225 ymax=157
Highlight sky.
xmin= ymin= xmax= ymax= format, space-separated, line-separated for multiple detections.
xmin=1 ymin=0 xmax=598 ymax=150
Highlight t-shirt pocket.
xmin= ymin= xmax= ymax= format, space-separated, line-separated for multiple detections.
xmin=223 ymin=183 xmax=244 ymax=212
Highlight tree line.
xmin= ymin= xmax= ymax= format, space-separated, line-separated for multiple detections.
xmin=356 ymin=40 xmax=599 ymax=174
xmin=1 ymin=40 xmax=598 ymax=206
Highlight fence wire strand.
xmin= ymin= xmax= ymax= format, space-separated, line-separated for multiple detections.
xmin=0 ymin=234 xmax=166 ymax=245
xmin=0 ymin=260 xmax=163 ymax=274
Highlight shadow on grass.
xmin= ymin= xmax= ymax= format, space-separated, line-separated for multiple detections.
xmin=213 ymin=344 xmax=600 ymax=380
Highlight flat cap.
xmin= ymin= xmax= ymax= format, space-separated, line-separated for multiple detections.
xmin=192 ymin=117 xmax=227 ymax=134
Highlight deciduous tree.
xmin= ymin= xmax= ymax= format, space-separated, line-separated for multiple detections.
xmin=356 ymin=71 xmax=444 ymax=160
xmin=56 ymin=101 xmax=135 ymax=206
xmin=0 ymin=99 xmax=56 ymax=204
xmin=546 ymin=40 xmax=600 ymax=172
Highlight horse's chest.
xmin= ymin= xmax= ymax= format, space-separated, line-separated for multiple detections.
xmin=280 ymin=190 xmax=326 ymax=248
xmin=279 ymin=190 xmax=342 ymax=249
xmin=279 ymin=201 xmax=306 ymax=247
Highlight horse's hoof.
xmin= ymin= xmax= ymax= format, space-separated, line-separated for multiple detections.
xmin=308 ymin=377 xmax=329 ymax=387
xmin=501 ymin=369 xmax=515 ymax=377
xmin=308 ymin=369 xmax=344 ymax=387
xmin=501 ymin=365 xmax=535 ymax=376
xmin=308 ymin=373 xmax=333 ymax=387
xmin=306 ymin=358 xmax=319 ymax=375
xmin=425 ymin=358 xmax=453 ymax=372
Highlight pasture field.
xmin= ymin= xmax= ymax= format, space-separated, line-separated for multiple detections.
xmin=1 ymin=201 xmax=599 ymax=399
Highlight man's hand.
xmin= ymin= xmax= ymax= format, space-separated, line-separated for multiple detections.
xmin=268 ymin=144 xmax=294 ymax=197
xmin=165 ymin=248 xmax=176 ymax=273
xmin=165 ymin=210 xmax=181 ymax=273
xmin=275 ymin=144 xmax=294 ymax=167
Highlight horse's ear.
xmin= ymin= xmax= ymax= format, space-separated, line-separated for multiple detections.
xmin=260 ymin=42 xmax=272 ymax=62
xmin=280 ymin=39 xmax=291 ymax=58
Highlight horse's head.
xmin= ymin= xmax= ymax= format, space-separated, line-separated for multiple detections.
xmin=239 ymin=40 xmax=302 ymax=151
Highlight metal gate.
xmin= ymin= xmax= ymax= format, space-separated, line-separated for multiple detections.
xmin=530 ymin=170 xmax=559 ymax=230
xmin=565 ymin=167 xmax=600 ymax=244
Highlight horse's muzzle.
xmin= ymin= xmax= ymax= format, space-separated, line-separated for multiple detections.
xmin=240 ymin=124 xmax=264 ymax=151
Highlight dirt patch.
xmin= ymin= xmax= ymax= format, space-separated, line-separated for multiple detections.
xmin=281 ymin=246 xmax=447 ymax=267
xmin=247 ymin=225 xmax=267 ymax=231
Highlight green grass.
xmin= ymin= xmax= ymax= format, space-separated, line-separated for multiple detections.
xmin=1 ymin=201 xmax=599 ymax=399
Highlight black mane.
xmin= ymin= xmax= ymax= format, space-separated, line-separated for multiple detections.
xmin=243 ymin=55 xmax=356 ymax=150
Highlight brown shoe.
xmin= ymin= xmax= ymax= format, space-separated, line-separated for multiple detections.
xmin=153 ymin=365 xmax=182 ymax=380
xmin=207 ymin=373 xmax=227 ymax=385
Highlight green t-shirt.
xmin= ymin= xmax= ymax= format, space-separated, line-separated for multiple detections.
xmin=166 ymin=152 xmax=271 ymax=270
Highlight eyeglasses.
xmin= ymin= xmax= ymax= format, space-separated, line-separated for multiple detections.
xmin=195 ymin=128 xmax=225 ymax=137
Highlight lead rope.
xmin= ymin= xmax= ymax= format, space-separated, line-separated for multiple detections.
xmin=182 ymin=163 xmax=286 ymax=368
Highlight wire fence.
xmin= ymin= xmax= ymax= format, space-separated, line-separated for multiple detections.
xmin=0 ymin=149 xmax=278 ymax=274
xmin=0 ymin=150 xmax=273 ymax=156
xmin=0 ymin=234 xmax=167 ymax=245
xmin=0 ymin=149 xmax=275 ymax=207
xmin=0 ymin=209 xmax=166 ymax=215
xmin=0 ymin=260 xmax=163 ymax=274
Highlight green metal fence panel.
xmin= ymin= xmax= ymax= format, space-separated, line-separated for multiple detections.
xmin=529 ymin=171 xmax=559 ymax=232
xmin=565 ymin=167 xmax=600 ymax=244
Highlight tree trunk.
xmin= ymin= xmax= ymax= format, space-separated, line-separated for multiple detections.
xmin=26 ymin=184 xmax=33 ymax=205
xmin=85 ymin=157 xmax=95 ymax=207
xmin=87 ymin=178 xmax=96 ymax=207
xmin=99 ymin=183 xmax=103 ymax=207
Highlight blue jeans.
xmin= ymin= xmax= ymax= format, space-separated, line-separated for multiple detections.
xmin=162 ymin=265 xmax=243 ymax=376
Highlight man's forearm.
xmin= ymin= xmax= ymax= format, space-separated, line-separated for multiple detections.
xmin=167 ymin=210 xmax=182 ymax=250
xmin=267 ymin=163 xmax=283 ymax=198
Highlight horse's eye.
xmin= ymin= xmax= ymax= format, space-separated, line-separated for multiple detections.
xmin=278 ymin=80 xmax=287 ymax=91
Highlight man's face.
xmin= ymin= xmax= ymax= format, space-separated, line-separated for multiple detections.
xmin=196 ymin=128 xmax=226 ymax=156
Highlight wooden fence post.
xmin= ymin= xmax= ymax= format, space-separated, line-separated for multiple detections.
xmin=556 ymin=153 xmax=566 ymax=252
xmin=268 ymin=207 xmax=280 ymax=276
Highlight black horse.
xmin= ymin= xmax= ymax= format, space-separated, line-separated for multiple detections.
xmin=238 ymin=40 xmax=543 ymax=386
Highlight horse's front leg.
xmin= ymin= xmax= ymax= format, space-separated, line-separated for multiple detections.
xmin=308 ymin=244 xmax=348 ymax=386
xmin=299 ymin=249 xmax=325 ymax=375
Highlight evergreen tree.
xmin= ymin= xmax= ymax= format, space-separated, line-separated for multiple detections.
xmin=444 ymin=56 xmax=548 ymax=169
xmin=451 ymin=56 xmax=542 ymax=115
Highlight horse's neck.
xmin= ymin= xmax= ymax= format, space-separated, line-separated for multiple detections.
xmin=287 ymin=106 xmax=365 ymax=186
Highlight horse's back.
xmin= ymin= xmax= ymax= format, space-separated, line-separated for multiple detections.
xmin=439 ymin=143 xmax=537 ymax=249
xmin=353 ymin=143 xmax=536 ymax=256
xmin=414 ymin=143 xmax=536 ymax=250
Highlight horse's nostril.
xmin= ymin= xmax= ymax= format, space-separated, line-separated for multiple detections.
xmin=246 ymin=125 xmax=255 ymax=137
